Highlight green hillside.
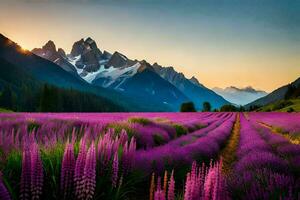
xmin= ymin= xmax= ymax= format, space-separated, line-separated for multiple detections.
xmin=257 ymin=99 xmax=300 ymax=112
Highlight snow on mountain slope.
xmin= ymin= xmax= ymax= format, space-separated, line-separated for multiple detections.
xmin=92 ymin=62 xmax=141 ymax=88
xmin=66 ymin=53 xmax=140 ymax=88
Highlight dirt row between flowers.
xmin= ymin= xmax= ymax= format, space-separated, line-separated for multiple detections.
xmin=258 ymin=121 xmax=300 ymax=145
xmin=219 ymin=113 xmax=241 ymax=175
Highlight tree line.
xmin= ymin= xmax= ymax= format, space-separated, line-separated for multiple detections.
xmin=0 ymin=83 xmax=123 ymax=112
xmin=180 ymin=101 xmax=245 ymax=112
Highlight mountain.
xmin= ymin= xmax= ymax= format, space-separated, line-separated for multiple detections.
xmin=32 ymin=38 xmax=230 ymax=110
xmin=0 ymin=57 xmax=127 ymax=112
xmin=33 ymin=39 xmax=190 ymax=110
xmin=213 ymin=86 xmax=268 ymax=106
xmin=32 ymin=40 xmax=78 ymax=75
xmin=246 ymin=77 xmax=300 ymax=108
xmin=0 ymin=33 xmax=172 ymax=112
xmin=152 ymin=63 xmax=230 ymax=109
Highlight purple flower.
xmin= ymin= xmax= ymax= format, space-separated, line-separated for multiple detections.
xmin=20 ymin=147 xmax=31 ymax=200
xmin=0 ymin=171 xmax=11 ymax=200
xmin=74 ymin=139 xmax=87 ymax=198
xmin=112 ymin=152 xmax=119 ymax=188
xmin=60 ymin=142 xmax=75 ymax=199
xmin=30 ymin=143 xmax=43 ymax=200
xmin=154 ymin=189 xmax=165 ymax=200
xmin=167 ymin=170 xmax=175 ymax=200
xmin=82 ymin=142 xmax=96 ymax=200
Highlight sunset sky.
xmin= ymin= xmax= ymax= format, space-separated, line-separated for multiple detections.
xmin=0 ymin=0 xmax=299 ymax=92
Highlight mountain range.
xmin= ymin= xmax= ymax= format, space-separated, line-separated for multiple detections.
xmin=213 ymin=86 xmax=268 ymax=106
xmin=2 ymin=33 xmax=297 ymax=112
xmin=246 ymin=77 xmax=300 ymax=109
xmin=0 ymin=34 xmax=175 ymax=112
xmin=32 ymin=37 xmax=230 ymax=110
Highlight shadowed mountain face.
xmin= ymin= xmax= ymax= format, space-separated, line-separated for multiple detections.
xmin=32 ymin=40 xmax=78 ymax=75
xmin=0 ymin=34 xmax=176 ymax=111
xmin=152 ymin=63 xmax=230 ymax=109
xmin=31 ymin=37 xmax=231 ymax=110
xmin=213 ymin=86 xmax=268 ymax=106
xmin=0 ymin=35 xmax=125 ymax=112
xmin=246 ymin=77 xmax=300 ymax=108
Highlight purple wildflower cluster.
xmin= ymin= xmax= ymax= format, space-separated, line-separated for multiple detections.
xmin=152 ymin=160 xmax=227 ymax=200
xmin=184 ymin=160 xmax=228 ymax=200
xmin=20 ymin=142 xmax=43 ymax=200
xmin=60 ymin=129 xmax=136 ymax=199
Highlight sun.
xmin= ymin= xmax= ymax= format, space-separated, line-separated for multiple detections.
xmin=21 ymin=47 xmax=28 ymax=52
xmin=19 ymin=46 xmax=29 ymax=54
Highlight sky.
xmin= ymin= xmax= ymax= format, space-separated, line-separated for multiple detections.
xmin=0 ymin=0 xmax=299 ymax=92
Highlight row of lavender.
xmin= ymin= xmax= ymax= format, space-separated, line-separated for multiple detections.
xmin=146 ymin=113 xmax=300 ymax=200
xmin=228 ymin=114 xmax=300 ymax=199
xmin=249 ymin=112 xmax=300 ymax=144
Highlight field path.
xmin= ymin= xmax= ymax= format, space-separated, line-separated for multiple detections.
xmin=219 ymin=113 xmax=241 ymax=174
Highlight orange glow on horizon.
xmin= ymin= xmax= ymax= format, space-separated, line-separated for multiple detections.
xmin=18 ymin=46 xmax=29 ymax=54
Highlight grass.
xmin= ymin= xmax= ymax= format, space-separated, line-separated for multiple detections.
xmin=171 ymin=124 xmax=188 ymax=138
xmin=0 ymin=107 xmax=13 ymax=113
xmin=107 ymin=122 xmax=137 ymax=138
xmin=258 ymin=99 xmax=300 ymax=112
xmin=128 ymin=117 xmax=152 ymax=125
xmin=279 ymin=99 xmax=300 ymax=112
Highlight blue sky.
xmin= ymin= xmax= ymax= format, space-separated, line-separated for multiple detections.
xmin=0 ymin=0 xmax=299 ymax=92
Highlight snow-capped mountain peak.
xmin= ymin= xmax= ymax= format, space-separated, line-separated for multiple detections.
xmin=32 ymin=38 xmax=231 ymax=110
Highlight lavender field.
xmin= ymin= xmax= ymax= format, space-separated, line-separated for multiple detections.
xmin=0 ymin=112 xmax=299 ymax=200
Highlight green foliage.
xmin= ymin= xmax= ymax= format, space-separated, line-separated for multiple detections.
xmin=38 ymin=84 xmax=123 ymax=112
xmin=238 ymin=106 xmax=245 ymax=112
xmin=107 ymin=123 xmax=137 ymax=139
xmin=180 ymin=102 xmax=196 ymax=112
xmin=0 ymin=81 xmax=123 ymax=112
xmin=40 ymin=84 xmax=62 ymax=112
xmin=27 ymin=121 xmax=41 ymax=132
xmin=220 ymin=104 xmax=237 ymax=112
xmin=202 ymin=101 xmax=211 ymax=112
xmin=284 ymin=84 xmax=300 ymax=100
xmin=128 ymin=117 xmax=152 ymax=125
xmin=108 ymin=170 xmax=146 ymax=200
xmin=0 ymin=85 xmax=16 ymax=110
xmin=40 ymin=144 xmax=65 ymax=199
xmin=249 ymin=105 xmax=261 ymax=111
xmin=272 ymin=100 xmax=293 ymax=111
xmin=172 ymin=124 xmax=188 ymax=137
xmin=2 ymin=151 xmax=22 ymax=199
xmin=258 ymin=99 xmax=300 ymax=112
xmin=153 ymin=134 xmax=165 ymax=146
xmin=0 ymin=107 xmax=13 ymax=113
